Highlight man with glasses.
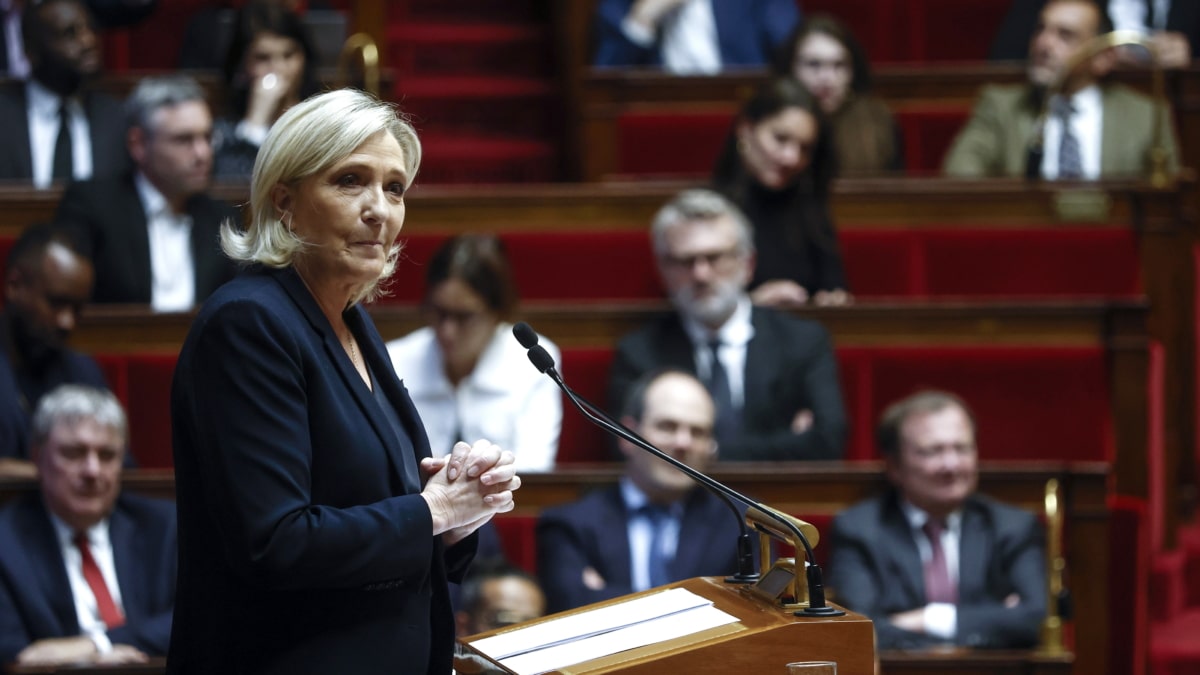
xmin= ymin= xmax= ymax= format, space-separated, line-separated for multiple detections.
xmin=607 ymin=188 xmax=845 ymax=461
xmin=828 ymin=390 xmax=1045 ymax=650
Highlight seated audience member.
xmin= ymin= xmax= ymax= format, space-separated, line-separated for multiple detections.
xmin=776 ymin=15 xmax=903 ymax=176
xmin=713 ymin=78 xmax=849 ymax=308
xmin=945 ymin=0 xmax=1179 ymax=179
xmin=991 ymin=0 xmax=1199 ymax=68
xmin=0 ymin=222 xmax=105 ymax=468
xmin=55 ymin=75 xmax=238 ymax=310
xmin=0 ymin=385 xmax=177 ymax=667
xmin=0 ymin=0 xmax=129 ymax=187
xmin=539 ymin=370 xmax=750 ymax=613
xmin=592 ymin=0 xmax=800 ymax=74
xmin=212 ymin=0 xmax=320 ymax=179
xmin=456 ymin=559 xmax=546 ymax=637
xmin=829 ymin=390 xmax=1046 ymax=650
xmin=609 ymin=189 xmax=846 ymax=462
xmin=388 ymin=235 xmax=561 ymax=472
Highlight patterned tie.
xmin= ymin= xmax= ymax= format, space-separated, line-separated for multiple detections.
xmin=705 ymin=340 xmax=739 ymax=443
xmin=74 ymin=532 xmax=125 ymax=629
xmin=922 ymin=519 xmax=957 ymax=604
xmin=52 ymin=102 xmax=73 ymax=182
xmin=1053 ymin=97 xmax=1082 ymax=180
xmin=641 ymin=504 xmax=671 ymax=589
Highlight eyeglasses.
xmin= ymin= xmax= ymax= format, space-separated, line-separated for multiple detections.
xmin=660 ymin=248 xmax=743 ymax=272
xmin=423 ymin=304 xmax=486 ymax=328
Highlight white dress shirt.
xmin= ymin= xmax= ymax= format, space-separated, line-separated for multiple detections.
xmin=1041 ymin=85 xmax=1103 ymax=180
xmin=26 ymin=79 xmax=93 ymax=189
xmin=1109 ymin=0 xmax=1171 ymax=31
xmin=49 ymin=515 xmax=124 ymax=654
xmin=622 ymin=0 xmax=721 ymax=74
xmin=620 ymin=478 xmax=684 ymax=592
xmin=680 ymin=295 xmax=755 ymax=409
xmin=899 ymin=500 xmax=964 ymax=640
xmin=386 ymin=323 xmax=562 ymax=472
xmin=134 ymin=173 xmax=196 ymax=312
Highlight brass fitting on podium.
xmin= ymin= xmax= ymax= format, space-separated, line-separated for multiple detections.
xmin=337 ymin=33 xmax=380 ymax=97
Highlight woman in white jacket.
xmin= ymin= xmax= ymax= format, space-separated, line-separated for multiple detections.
xmin=387 ymin=235 xmax=562 ymax=471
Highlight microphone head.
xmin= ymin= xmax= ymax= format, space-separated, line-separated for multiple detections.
xmin=512 ymin=322 xmax=539 ymax=349
xmin=527 ymin=345 xmax=556 ymax=374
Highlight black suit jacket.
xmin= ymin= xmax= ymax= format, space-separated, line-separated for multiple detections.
xmin=0 ymin=81 xmax=128 ymax=183
xmin=990 ymin=0 xmax=1200 ymax=60
xmin=608 ymin=306 xmax=846 ymax=460
xmin=0 ymin=493 xmax=177 ymax=664
xmin=828 ymin=490 xmax=1046 ymax=650
xmin=54 ymin=174 xmax=238 ymax=305
xmin=536 ymin=485 xmax=747 ymax=613
xmin=168 ymin=266 xmax=475 ymax=675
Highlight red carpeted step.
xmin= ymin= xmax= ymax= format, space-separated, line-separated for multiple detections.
xmin=414 ymin=135 xmax=557 ymax=184
xmin=391 ymin=0 xmax=546 ymax=23
xmin=388 ymin=23 xmax=551 ymax=77
xmin=1181 ymin=524 xmax=1200 ymax=609
xmin=1152 ymin=609 xmax=1200 ymax=675
xmin=1152 ymin=551 xmax=1189 ymax=621
xmin=397 ymin=76 xmax=558 ymax=140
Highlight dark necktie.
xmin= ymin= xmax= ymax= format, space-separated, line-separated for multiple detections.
xmin=922 ymin=519 xmax=957 ymax=604
xmin=74 ymin=532 xmax=125 ymax=629
xmin=640 ymin=504 xmax=671 ymax=588
xmin=705 ymin=340 xmax=739 ymax=444
xmin=52 ymin=102 xmax=74 ymax=182
xmin=1053 ymin=97 xmax=1082 ymax=180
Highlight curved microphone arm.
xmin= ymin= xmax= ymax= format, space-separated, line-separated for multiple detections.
xmin=1028 ymin=30 xmax=1171 ymax=186
xmin=513 ymin=323 xmax=843 ymax=615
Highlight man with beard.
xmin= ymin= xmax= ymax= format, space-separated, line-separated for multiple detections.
xmin=0 ymin=0 xmax=129 ymax=187
xmin=607 ymin=189 xmax=845 ymax=461
xmin=55 ymin=75 xmax=237 ymax=310
xmin=829 ymin=391 xmax=1046 ymax=649
xmin=0 ymin=222 xmax=106 ymax=468
xmin=943 ymin=0 xmax=1179 ymax=179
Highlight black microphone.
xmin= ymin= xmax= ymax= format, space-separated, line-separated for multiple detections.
xmin=513 ymin=323 xmax=843 ymax=615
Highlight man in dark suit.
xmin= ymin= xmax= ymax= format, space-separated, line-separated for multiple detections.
xmin=608 ymin=188 xmax=846 ymax=461
xmin=828 ymin=391 xmax=1046 ymax=650
xmin=0 ymin=0 xmax=128 ymax=187
xmin=55 ymin=74 xmax=237 ymax=310
xmin=0 ymin=385 xmax=176 ymax=667
xmin=592 ymin=0 xmax=800 ymax=72
xmin=539 ymin=370 xmax=750 ymax=613
xmin=0 ymin=222 xmax=106 ymax=467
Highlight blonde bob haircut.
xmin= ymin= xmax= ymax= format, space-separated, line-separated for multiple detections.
xmin=220 ymin=88 xmax=422 ymax=305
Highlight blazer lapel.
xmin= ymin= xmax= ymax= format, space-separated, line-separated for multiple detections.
xmin=743 ymin=308 xmax=773 ymax=416
xmin=108 ymin=504 xmax=140 ymax=621
xmin=881 ymin=498 xmax=926 ymax=606
xmin=8 ymin=84 xmax=33 ymax=178
xmin=957 ymin=501 xmax=990 ymax=602
xmin=22 ymin=498 xmax=80 ymax=634
xmin=124 ymin=177 xmax=154 ymax=300
xmin=673 ymin=490 xmax=724 ymax=579
xmin=603 ymin=488 xmax=635 ymax=588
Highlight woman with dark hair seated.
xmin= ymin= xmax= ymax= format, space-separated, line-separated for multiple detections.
xmin=713 ymin=77 xmax=851 ymax=308
xmin=387 ymin=235 xmax=562 ymax=472
xmin=775 ymin=14 xmax=904 ymax=176
xmin=212 ymin=0 xmax=321 ymax=179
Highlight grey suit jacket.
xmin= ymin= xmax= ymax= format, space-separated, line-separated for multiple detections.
xmin=828 ymin=490 xmax=1046 ymax=650
xmin=0 ymin=81 xmax=129 ymax=183
xmin=942 ymin=82 xmax=1180 ymax=178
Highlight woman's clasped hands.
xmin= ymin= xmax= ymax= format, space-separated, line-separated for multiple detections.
xmin=420 ymin=440 xmax=521 ymax=545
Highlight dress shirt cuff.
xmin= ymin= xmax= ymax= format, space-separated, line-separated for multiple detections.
xmin=89 ymin=629 xmax=113 ymax=654
xmin=621 ymin=16 xmax=656 ymax=47
xmin=235 ymin=120 xmax=270 ymax=147
xmin=923 ymin=602 xmax=957 ymax=640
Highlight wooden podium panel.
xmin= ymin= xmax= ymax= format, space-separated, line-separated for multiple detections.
xmin=457 ymin=577 xmax=875 ymax=675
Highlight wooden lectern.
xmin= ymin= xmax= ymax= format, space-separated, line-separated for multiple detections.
xmin=454 ymin=576 xmax=875 ymax=674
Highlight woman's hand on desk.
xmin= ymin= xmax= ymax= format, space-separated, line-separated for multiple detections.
xmin=420 ymin=440 xmax=522 ymax=543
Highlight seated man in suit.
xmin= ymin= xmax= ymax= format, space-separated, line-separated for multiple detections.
xmin=455 ymin=558 xmax=545 ymax=637
xmin=944 ymin=0 xmax=1179 ymax=179
xmin=55 ymin=74 xmax=238 ymax=310
xmin=0 ymin=221 xmax=106 ymax=469
xmin=829 ymin=390 xmax=1046 ymax=650
xmin=0 ymin=385 xmax=176 ymax=667
xmin=592 ymin=0 xmax=800 ymax=73
xmin=608 ymin=188 xmax=846 ymax=461
xmin=0 ymin=0 xmax=129 ymax=187
xmin=539 ymin=370 xmax=751 ymax=612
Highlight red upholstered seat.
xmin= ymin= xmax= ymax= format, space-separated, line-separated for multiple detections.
xmin=122 ymin=353 xmax=178 ymax=469
xmin=615 ymin=110 xmax=733 ymax=178
xmin=556 ymin=347 xmax=617 ymax=464
xmin=894 ymin=106 xmax=972 ymax=174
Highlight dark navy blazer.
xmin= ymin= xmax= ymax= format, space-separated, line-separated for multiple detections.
xmin=0 ymin=493 xmax=177 ymax=664
xmin=167 ymin=266 xmax=475 ymax=675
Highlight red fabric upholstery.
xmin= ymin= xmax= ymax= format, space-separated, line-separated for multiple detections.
xmin=492 ymin=514 xmax=539 ymax=575
xmin=122 ymin=353 xmax=178 ymax=469
xmin=615 ymin=110 xmax=732 ymax=178
xmin=894 ymin=106 xmax=972 ymax=174
xmin=1111 ymin=495 xmax=1150 ymax=675
xmin=557 ymin=347 xmax=617 ymax=464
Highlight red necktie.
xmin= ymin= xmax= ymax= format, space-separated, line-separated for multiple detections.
xmin=74 ymin=532 xmax=125 ymax=629
xmin=922 ymin=519 xmax=957 ymax=604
